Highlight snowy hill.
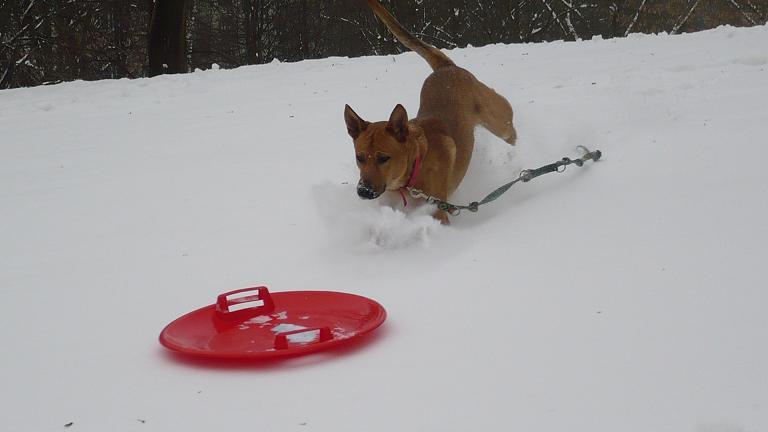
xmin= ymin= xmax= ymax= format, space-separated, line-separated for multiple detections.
xmin=1 ymin=25 xmax=767 ymax=432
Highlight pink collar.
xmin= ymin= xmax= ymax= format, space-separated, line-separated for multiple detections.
xmin=398 ymin=156 xmax=422 ymax=207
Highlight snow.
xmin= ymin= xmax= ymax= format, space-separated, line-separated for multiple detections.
xmin=271 ymin=324 xmax=307 ymax=334
xmin=244 ymin=315 xmax=273 ymax=325
xmin=269 ymin=324 xmax=321 ymax=345
xmin=2 ymin=24 xmax=768 ymax=432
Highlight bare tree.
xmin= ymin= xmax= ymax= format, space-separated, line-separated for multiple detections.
xmin=148 ymin=0 xmax=188 ymax=76
xmin=725 ymin=0 xmax=759 ymax=25
xmin=2 ymin=0 xmax=767 ymax=90
xmin=624 ymin=0 xmax=648 ymax=37
xmin=671 ymin=0 xmax=701 ymax=35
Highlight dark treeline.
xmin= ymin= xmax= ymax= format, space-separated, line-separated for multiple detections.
xmin=2 ymin=0 xmax=766 ymax=89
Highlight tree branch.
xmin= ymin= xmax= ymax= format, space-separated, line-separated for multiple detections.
xmin=624 ymin=0 xmax=647 ymax=37
xmin=725 ymin=0 xmax=759 ymax=25
xmin=671 ymin=0 xmax=700 ymax=35
xmin=540 ymin=0 xmax=571 ymax=40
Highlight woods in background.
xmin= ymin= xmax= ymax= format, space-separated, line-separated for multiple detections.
xmin=2 ymin=0 xmax=766 ymax=89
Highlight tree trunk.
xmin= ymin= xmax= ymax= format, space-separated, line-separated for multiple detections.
xmin=148 ymin=0 xmax=188 ymax=77
xmin=110 ymin=0 xmax=131 ymax=78
xmin=299 ymin=0 xmax=309 ymax=59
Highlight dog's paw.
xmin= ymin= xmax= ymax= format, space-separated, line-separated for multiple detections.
xmin=433 ymin=210 xmax=450 ymax=225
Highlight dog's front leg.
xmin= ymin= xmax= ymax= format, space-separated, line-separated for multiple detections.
xmin=432 ymin=209 xmax=450 ymax=225
xmin=425 ymin=183 xmax=451 ymax=225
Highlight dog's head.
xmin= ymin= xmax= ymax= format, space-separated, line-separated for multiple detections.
xmin=344 ymin=104 xmax=414 ymax=200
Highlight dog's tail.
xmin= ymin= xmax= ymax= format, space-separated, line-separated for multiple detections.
xmin=366 ymin=0 xmax=455 ymax=71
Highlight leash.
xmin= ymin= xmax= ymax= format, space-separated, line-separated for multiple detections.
xmin=407 ymin=146 xmax=602 ymax=216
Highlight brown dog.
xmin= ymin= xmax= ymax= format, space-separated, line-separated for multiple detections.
xmin=345 ymin=0 xmax=516 ymax=224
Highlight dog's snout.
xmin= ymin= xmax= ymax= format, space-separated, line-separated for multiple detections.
xmin=357 ymin=181 xmax=380 ymax=200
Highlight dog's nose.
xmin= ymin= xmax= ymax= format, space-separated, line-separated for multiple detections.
xmin=357 ymin=181 xmax=379 ymax=200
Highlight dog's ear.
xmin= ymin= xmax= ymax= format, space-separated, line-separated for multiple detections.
xmin=344 ymin=105 xmax=369 ymax=139
xmin=386 ymin=104 xmax=409 ymax=142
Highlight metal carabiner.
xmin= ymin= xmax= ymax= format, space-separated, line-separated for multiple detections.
xmin=408 ymin=187 xmax=427 ymax=199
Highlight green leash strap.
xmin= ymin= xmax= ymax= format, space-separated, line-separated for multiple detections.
xmin=407 ymin=146 xmax=602 ymax=216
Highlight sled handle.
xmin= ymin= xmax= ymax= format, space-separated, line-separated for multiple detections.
xmin=274 ymin=327 xmax=332 ymax=350
xmin=215 ymin=286 xmax=275 ymax=319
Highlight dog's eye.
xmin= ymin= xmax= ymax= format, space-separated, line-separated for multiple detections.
xmin=356 ymin=154 xmax=366 ymax=164
xmin=376 ymin=155 xmax=391 ymax=164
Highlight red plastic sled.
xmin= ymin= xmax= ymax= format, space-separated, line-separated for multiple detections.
xmin=159 ymin=287 xmax=387 ymax=360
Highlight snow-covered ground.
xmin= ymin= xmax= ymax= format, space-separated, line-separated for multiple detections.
xmin=2 ymin=24 xmax=767 ymax=432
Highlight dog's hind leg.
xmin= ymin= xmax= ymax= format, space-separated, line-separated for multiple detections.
xmin=475 ymin=84 xmax=517 ymax=145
